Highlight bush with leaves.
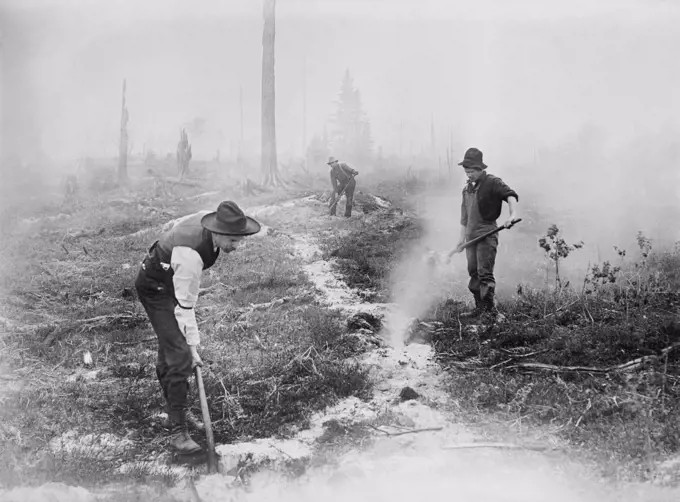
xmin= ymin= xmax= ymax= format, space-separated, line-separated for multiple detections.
xmin=538 ymin=224 xmax=584 ymax=288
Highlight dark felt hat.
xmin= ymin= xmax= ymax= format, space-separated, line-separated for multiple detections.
xmin=458 ymin=147 xmax=487 ymax=170
xmin=201 ymin=201 xmax=261 ymax=236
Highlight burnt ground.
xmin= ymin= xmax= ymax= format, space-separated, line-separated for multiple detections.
xmin=324 ymin=174 xmax=680 ymax=485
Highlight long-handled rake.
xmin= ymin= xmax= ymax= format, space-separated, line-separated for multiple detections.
xmin=426 ymin=219 xmax=522 ymax=267
xmin=195 ymin=366 xmax=219 ymax=474
xmin=447 ymin=218 xmax=522 ymax=261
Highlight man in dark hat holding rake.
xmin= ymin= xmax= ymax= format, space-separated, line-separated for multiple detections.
xmin=327 ymin=156 xmax=359 ymax=217
xmin=457 ymin=148 xmax=520 ymax=322
xmin=135 ymin=201 xmax=261 ymax=454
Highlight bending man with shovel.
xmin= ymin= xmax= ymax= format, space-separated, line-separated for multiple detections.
xmin=327 ymin=156 xmax=359 ymax=217
xmin=454 ymin=147 xmax=520 ymax=322
xmin=135 ymin=201 xmax=261 ymax=456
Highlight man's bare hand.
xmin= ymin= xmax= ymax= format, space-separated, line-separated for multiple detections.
xmin=446 ymin=240 xmax=466 ymax=262
xmin=189 ymin=346 xmax=203 ymax=369
xmin=502 ymin=217 xmax=521 ymax=229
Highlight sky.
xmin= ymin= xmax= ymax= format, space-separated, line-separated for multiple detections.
xmin=1 ymin=0 xmax=680 ymax=165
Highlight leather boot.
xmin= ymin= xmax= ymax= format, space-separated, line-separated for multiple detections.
xmin=459 ymin=293 xmax=484 ymax=318
xmin=185 ymin=410 xmax=205 ymax=432
xmin=161 ymin=406 xmax=205 ymax=432
xmin=481 ymin=288 xmax=506 ymax=323
xmin=168 ymin=422 xmax=201 ymax=455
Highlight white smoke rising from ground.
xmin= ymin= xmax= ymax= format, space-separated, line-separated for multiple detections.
xmin=195 ymin=436 xmax=680 ymax=502
xmin=383 ymin=191 xmax=465 ymax=348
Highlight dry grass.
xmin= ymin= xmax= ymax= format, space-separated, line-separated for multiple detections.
xmin=0 ymin=171 xmax=371 ymax=491
xmin=326 ymin=176 xmax=680 ymax=485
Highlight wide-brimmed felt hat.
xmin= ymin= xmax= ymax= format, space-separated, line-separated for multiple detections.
xmin=327 ymin=156 xmax=339 ymax=165
xmin=201 ymin=201 xmax=261 ymax=236
xmin=458 ymin=147 xmax=487 ymax=170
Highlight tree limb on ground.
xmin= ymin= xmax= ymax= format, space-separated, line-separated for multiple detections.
xmin=367 ymin=424 xmax=443 ymax=436
xmin=166 ymin=178 xmax=202 ymax=188
xmin=63 ymin=228 xmax=106 ymax=240
xmin=233 ymin=295 xmax=312 ymax=321
xmin=43 ymin=312 xmax=147 ymax=346
xmin=442 ymin=442 xmax=560 ymax=452
xmin=503 ymin=342 xmax=680 ymax=374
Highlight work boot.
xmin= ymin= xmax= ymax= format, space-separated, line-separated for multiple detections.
xmin=459 ymin=294 xmax=483 ymax=319
xmin=160 ymin=408 xmax=205 ymax=432
xmin=481 ymin=306 xmax=506 ymax=324
xmin=185 ymin=409 xmax=205 ymax=432
xmin=480 ymin=290 xmax=506 ymax=324
xmin=168 ymin=424 xmax=202 ymax=455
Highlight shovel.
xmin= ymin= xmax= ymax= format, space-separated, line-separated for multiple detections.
xmin=328 ymin=173 xmax=357 ymax=213
xmin=194 ymin=365 xmax=219 ymax=474
xmin=446 ymin=218 xmax=522 ymax=262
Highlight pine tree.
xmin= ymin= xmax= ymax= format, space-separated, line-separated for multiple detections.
xmin=331 ymin=69 xmax=373 ymax=165
xmin=306 ymin=133 xmax=330 ymax=176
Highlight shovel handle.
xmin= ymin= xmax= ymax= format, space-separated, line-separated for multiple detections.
xmin=195 ymin=366 xmax=219 ymax=474
xmin=447 ymin=218 xmax=522 ymax=260
xmin=329 ymin=173 xmax=356 ymax=211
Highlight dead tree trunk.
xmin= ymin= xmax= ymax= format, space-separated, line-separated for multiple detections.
xmin=238 ymin=85 xmax=244 ymax=168
xmin=117 ymin=79 xmax=129 ymax=184
xmin=261 ymin=0 xmax=283 ymax=187
xmin=302 ymin=54 xmax=307 ymax=159
xmin=177 ymin=128 xmax=192 ymax=181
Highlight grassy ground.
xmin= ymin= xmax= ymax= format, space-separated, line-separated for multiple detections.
xmin=0 ymin=168 xmax=371 ymax=492
xmin=325 ymin=174 xmax=680 ymax=485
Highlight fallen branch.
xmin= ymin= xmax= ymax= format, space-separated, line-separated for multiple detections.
xmin=489 ymin=358 xmax=514 ymax=370
xmin=367 ymin=424 xmax=443 ymax=437
xmin=284 ymin=345 xmax=323 ymax=377
xmin=235 ymin=322 xmax=267 ymax=351
xmin=43 ymin=312 xmax=147 ymax=346
xmin=166 ymin=178 xmax=201 ymax=188
xmin=505 ymin=362 xmax=609 ymax=374
xmin=492 ymin=348 xmax=551 ymax=369
xmin=184 ymin=190 xmax=221 ymax=200
xmin=268 ymin=442 xmax=294 ymax=459
xmin=544 ymin=299 xmax=580 ymax=319
xmin=65 ymin=228 xmax=106 ymax=240
xmin=234 ymin=296 xmax=292 ymax=321
xmin=112 ymin=337 xmax=156 ymax=346
xmin=442 ymin=442 xmax=558 ymax=452
xmin=506 ymin=343 xmax=680 ymax=374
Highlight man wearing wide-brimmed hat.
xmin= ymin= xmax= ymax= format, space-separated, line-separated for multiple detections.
xmin=135 ymin=201 xmax=261 ymax=454
xmin=457 ymin=147 xmax=520 ymax=322
xmin=327 ymin=156 xmax=359 ymax=217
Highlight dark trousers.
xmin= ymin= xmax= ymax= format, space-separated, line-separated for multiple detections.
xmin=135 ymin=260 xmax=192 ymax=425
xmin=330 ymin=178 xmax=356 ymax=217
xmin=465 ymin=232 xmax=498 ymax=305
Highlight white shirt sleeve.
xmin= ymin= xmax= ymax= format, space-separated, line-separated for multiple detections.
xmin=171 ymin=246 xmax=204 ymax=346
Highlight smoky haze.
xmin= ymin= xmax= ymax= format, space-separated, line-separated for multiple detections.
xmin=3 ymin=0 xmax=680 ymax=498
xmin=1 ymin=0 xmax=679 ymax=265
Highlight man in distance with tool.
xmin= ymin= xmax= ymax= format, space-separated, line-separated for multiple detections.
xmin=327 ymin=156 xmax=359 ymax=217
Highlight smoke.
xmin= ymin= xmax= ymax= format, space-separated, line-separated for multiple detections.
xmin=383 ymin=189 xmax=465 ymax=347
xmin=195 ymin=435 xmax=680 ymax=502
